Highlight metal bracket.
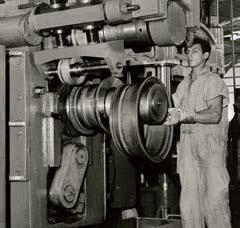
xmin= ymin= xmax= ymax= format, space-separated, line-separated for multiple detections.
xmin=9 ymin=51 xmax=30 ymax=182
xmin=42 ymin=92 xmax=61 ymax=167
xmin=49 ymin=144 xmax=89 ymax=209
xmin=34 ymin=41 xmax=129 ymax=76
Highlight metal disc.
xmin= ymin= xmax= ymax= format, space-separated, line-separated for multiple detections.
xmin=139 ymin=79 xmax=168 ymax=124
xmin=58 ymin=59 xmax=86 ymax=85
xmin=67 ymin=86 xmax=96 ymax=135
xmin=110 ymin=77 xmax=173 ymax=163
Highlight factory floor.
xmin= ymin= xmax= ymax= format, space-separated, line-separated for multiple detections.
xmin=139 ymin=184 xmax=240 ymax=228
xmin=230 ymin=186 xmax=240 ymax=228
xmin=86 ymin=183 xmax=240 ymax=228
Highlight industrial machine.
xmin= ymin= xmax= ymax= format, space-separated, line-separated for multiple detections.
xmin=0 ymin=0 xmax=224 ymax=227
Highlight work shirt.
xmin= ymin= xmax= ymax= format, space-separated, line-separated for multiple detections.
xmin=172 ymin=67 xmax=229 ymax=170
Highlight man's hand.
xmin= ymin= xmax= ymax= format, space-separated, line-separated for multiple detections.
xmin=178 ymin=109 xmax=196 ymax=123
xmin=163 ymin=108 xmax=196 ymax=125
xmin=163 ymin=108 xmax=181 ymax=125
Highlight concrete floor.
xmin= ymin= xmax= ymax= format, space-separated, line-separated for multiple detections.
xmin=86 ymin=184 xmax=240 ymax=228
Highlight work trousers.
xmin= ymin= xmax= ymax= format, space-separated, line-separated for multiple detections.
xmin=178 ymin=135 xmax=232 ymax=228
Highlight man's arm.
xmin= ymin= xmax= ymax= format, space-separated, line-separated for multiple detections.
xmin=184 ymin=95 xmax=223 ymax=124
xmin=164 ymin=96 xmax=223 ymax=125
xmin=172 ymin=80 xmax=186 ymax=107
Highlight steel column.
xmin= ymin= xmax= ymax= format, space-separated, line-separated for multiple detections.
xmin=0 ymin=45 xmax=6 ymax=227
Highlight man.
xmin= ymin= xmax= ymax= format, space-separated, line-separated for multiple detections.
xmin=228 ymin=89 xmax=240 ymax=186
xmin=164 ymin=37 xmax=231 ymax=228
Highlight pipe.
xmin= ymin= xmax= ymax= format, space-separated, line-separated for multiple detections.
xmin=230 ymin=0 xmax=237 ymax=101
xmin=28 ymin=4 xmax=105 ymax=32
xmin=200 ymin=23 xmax=217 ymax=45
xmin=45 ymin=63 xmax=109 ymax=77
xmin=209 ymin=0 xmax=219 ymax=26
xmin=219 ymin=16 xmax=240 ymax=27
xmin=0 ymin=13 xmax=42 ymax=48
xmin=0 ymin=45 xmax=6 ymax=228
xmin=99 ymin=20 xmax=153 ymax=48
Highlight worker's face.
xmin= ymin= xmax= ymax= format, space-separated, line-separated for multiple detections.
xmin=186 ymin=44 xmax=209 ymax=68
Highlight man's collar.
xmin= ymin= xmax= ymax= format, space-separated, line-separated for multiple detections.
xmin=188 ymin=66 xmax=209 ymax=80
xmin=199 ymin=66 xmax=209 ymax=75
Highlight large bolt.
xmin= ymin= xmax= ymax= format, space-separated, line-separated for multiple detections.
xmin=64 ymin=185 xmax=76 ymax=203
xmin=122 ymin=3 xmax=140 ymax=13
xmin=75 ymin=150 xmax=86 ymax=165
xmin=152 ymin=91 xmax=162 ymax=114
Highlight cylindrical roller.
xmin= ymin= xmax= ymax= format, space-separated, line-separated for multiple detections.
xmin=99 ymin=20 xmax=153 ymax=48
xmin=104 ymin=0 xmax=133 ymax=23
xmin=57 ymin=59 xmax=86 ymax=85
xmin=95 ymin=77 xmax=123 ymax=133
xmin=56 ymin=85 xmax=96 ymax=136
xmin=45 ymin=63 xmax=109 ymax=78
xmin=148 ymin=1 xmax=186 ymax=46
xmin=76 ymin=84 xmax=99 ymax=129
xmin=49 ymin=0 xmax=67 ymax=9
xmin=110 ymin=77 xmax=173 ymax=163
xmin=82 ymin=24 xmax=100 ymax=44
xmin=56 ymin=85 xmax=81 ymax=137
xmin=57 ymin=77 xmax=122 ymax=135
xmin=0 ymin=13 xmax=42 ymax=48
xmin=66 ymin=85 xmax=97 ymax=135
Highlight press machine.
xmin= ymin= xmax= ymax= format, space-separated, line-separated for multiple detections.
xmin=0 ymin=0 xmax=224 ymax=227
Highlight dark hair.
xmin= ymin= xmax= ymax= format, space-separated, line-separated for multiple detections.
xmin=190 ymin=37 xmax=211 ymax=55
xmin=183 ymin=37 xmax=211 ymax=62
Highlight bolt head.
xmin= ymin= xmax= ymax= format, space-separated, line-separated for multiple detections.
xmin=64 ymin=185 xmax=76 ymax=203
xmin=75 ymin=150 xmax=86 ymax=165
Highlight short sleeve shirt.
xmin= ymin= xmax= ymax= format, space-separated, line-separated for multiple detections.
xmin=172 ymin=67 xmax=229 ymax=167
